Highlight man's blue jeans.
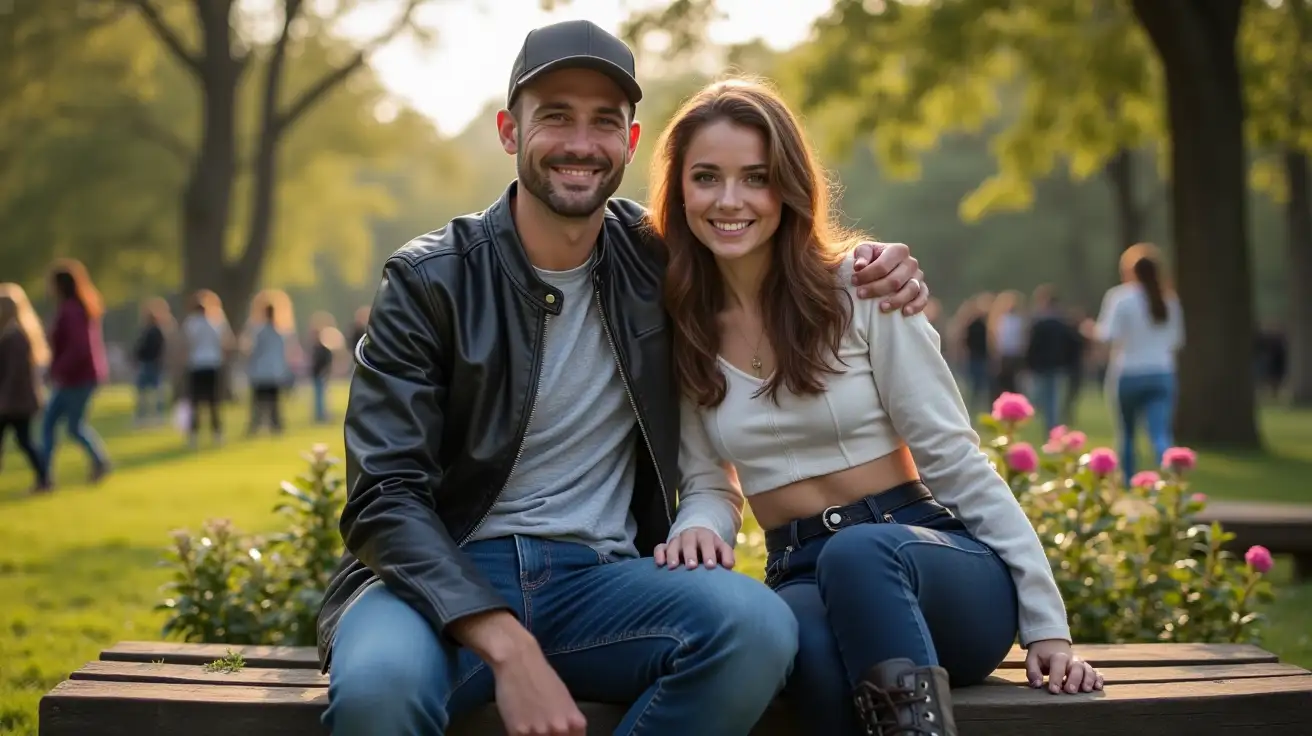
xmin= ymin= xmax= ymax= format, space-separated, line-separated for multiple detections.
xmin=1030 ymin=370 xmax=1062 ymax=433
xmin=765 ymin=491 xmax=1018 ymax=734
xmin=324 ymin=535 xmax=799 ymax=736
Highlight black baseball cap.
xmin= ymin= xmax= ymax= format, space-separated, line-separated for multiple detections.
xmin=507 ymin=20 xmax=643 ymax=109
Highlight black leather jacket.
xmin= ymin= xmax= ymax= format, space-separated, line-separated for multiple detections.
xmin=316 ymin=182 xmax=680 ymax=668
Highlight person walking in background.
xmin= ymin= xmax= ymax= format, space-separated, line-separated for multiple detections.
xmin=1062 ymin=304 xmax=1091 ymax=426
xmin=180 ymin=289 xmax=234 ymax=448
xmin=1088 ymin=243 xmax=1185 ymax=482
xmin=988 ymin=289 xmax=1027 ymax=397
xmin=242 ymin=289 xmax=298 ymax=436
xmin=1025 ymin=284 xmax=1077 ymax=433
xmin=961 ymin=293 xmax=994 ymax=414
xmin=306 ymin=311 xmax=341 ymax=424
xmin=42 ymin=259 xmax=112 ymax=484
xmin=132 ymin=297 xmax=174 ymax=426
xmin=0 ymin=283 xmax=52 ymax=492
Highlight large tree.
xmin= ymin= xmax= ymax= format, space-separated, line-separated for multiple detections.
xmin=1244 ymin=0 xmax=1312 ymax=406
xmin=115 ymin=0 xmax=431 ymax=323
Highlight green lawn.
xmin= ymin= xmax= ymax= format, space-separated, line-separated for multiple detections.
xmin=1 ymin=385 xmax=1310 ymax=735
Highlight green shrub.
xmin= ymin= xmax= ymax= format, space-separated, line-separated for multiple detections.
xmin=157 ymin=444 xmax=345 ymax=646
xmin=983 ymin=392 xmax=1275 ymax=644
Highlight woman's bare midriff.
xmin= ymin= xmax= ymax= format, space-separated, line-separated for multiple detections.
xmin=747 ymin=445 xmax=921 ymax=532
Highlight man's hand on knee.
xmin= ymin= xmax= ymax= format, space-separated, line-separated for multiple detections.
xmin=450 ymin=610 xmax=587 ymax=736
xmin=655 ymin=527 xmax=735 ymax=570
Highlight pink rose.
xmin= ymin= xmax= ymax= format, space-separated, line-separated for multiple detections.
xmin=1087 ymin=448 xmax=1119 ymax=477
xmin=1129 ymin=471 xmax=1160 ymax=489
xmin=1062 ymin=431 xmax=1087 ymax=453
xmin=992 ymin=392 xmax=1035 ymax=423
xmin=1048 ymin=426 xmax=1069 ymax=443
xmin=1005 ymin=442 xmax=1039 ymax=474
xmin=1191 ymin=493 xmax=1207 ymax=504
xmin=1245 ymin=545 xmax=1273 ymax=574
xmin=1162 ymin=447 xmax=1198 ymax=473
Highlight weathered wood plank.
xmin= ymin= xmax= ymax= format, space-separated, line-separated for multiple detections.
xmin=99 ymin=640 xmax=1279 ymax=670
xmin=100 ymin=642 xmax=320 ymax=669
xmin=72 ymin=659 xmax=1309 ymax=690
xmin=39 ymin=673 xmax=1312 ymax=736
xmin=953 ymin=675 xmax=1312 ymax=735
xmin=71 ymin=662 xmax=328 ymax=688
xmin=983 ymin=662 xmax=1309 ymax=685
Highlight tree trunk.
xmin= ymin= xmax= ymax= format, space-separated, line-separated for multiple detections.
xmin=1286 ymin=148 xmax=1312 ymax=405
xmin=1103 ymin=147 xmax=1146 ymax=251
xmin=1131 ymin=0 xmax=1261 ymax=448
xmin=181 ymin=62 xmax=240 ymax=303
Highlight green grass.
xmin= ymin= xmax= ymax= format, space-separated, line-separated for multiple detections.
xmin=1 ymin=385 xmax=1310 ymax=735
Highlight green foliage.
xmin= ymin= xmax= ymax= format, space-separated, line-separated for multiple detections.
xmin=980 ymin=406 xmax=1275 ymax=645
xmin=157 ymin=445 xmax=346 ymax=646
xmin=791 ymin=0 xmax=1162 ymax=222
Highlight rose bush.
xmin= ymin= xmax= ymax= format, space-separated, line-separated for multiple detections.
xmin=984 ymin=392 xmax=1275 ymax=644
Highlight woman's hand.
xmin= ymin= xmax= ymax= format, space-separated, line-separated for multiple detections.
xmin=654 ymin=528 xmax=735 ymax=570
xmin=1025 ymin=639 xmax=1105 ymax=694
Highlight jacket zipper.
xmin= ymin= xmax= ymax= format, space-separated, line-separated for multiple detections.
xmin=594 ymin=283 xmax=672 ymax=523
xmin=458 ymin=311 xmax=551 ymax=545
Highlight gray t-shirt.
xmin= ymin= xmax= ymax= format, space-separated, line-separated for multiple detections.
xmin=465 ymin=253 xmax=640 ymax=559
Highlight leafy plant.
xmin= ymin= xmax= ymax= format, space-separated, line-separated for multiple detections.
xmin=157 ymin=444 xmax=346 ymax=646
xmin=983 ymin=393 xmax=1275 ymax=644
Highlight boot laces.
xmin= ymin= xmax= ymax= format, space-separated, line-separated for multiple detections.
xmin=854 ymin=680 xmax=938 ymax=736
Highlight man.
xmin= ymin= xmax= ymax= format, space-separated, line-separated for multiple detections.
xmin=319 ymin=20 xmax=931 ymax=736
xmin=1025 ymin=284 xmax=1078 ymax=433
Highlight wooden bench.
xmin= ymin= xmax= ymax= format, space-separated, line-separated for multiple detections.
xmin=39 ymin=640 xmax=1312 ymax=735
xmin=1196 ymin=500 xmax=1312 ymax=581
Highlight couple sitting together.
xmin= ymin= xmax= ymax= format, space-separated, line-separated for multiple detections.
xmin=317 ymin=19 xmax=1102 ymax=736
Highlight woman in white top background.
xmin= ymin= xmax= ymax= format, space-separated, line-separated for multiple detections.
xmin=180 ymin=289 xmax=234 ymax=447
xmin=1089 ymin=243 xmax=1185 ymax=484
xmin=987 ymin=289 xmax=1028 ymax=397
xmin=647 ymin=78 xmax=1101 ymax=736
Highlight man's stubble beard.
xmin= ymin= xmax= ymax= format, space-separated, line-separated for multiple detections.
xmin=517 ymin=140 xmax=626 ymax=219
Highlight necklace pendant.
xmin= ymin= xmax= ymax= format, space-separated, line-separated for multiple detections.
xmin=751 ymin=355 xmax=763 ymax=377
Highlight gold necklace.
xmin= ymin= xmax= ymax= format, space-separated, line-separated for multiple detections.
xmin=735 ymin=321 xmax=766 ymax=378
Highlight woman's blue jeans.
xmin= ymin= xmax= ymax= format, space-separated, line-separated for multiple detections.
xmin=40 ymin=384 xmax=109 ymax=477
xmin=1111 ymin=371 xmax=1176 ymax=482
xmin=764 ymin=488 xmax=1018 ymax=734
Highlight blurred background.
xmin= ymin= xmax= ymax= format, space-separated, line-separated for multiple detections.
xmin=1 ymin=1 xmax=1311 ymax=734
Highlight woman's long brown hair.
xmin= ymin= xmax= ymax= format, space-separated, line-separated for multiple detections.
xmin=649 ymin=77 xmax=858 ymax=408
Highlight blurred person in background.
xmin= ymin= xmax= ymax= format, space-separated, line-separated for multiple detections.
xmin=132 ymin=297 xmax=175 ymax=426
xmin=181 ymin=289 xmax=235 ymax=448
xmin=988 ymin=289 xmax=1027 ymax=397
xmin=1087 ymin=243 xmax=1185 ymax=483
xmin=960 ymin=292 xmax=994 ymax=414
xmin=0 ymin=283 xmax=52 ymax=492
xmin=1063 ymin=304 xmax=1092 ymax=426
xmin=42 ymin=259 xmax=111 ymax=484
xmin=242 ymin=289 xmax=298 ymax=436
xmin=1025 ymin=284 xmax=1078 ymax=433
xmin=307 ymin=311 xmax=342 ymax=423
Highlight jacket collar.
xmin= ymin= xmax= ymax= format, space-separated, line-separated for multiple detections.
xmin=485 ymin=181 xmax=611 ymax=315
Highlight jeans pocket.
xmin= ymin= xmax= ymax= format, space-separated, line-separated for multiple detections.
xmin=763 ymin=547 xmax=792 ymax=588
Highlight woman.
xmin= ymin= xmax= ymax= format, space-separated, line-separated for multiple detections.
xmin=649 ymin=78 xmax=1100 ymax=734
xmin=306 ymin=311 xmax=342 ymax=423
xmin=242 ymin=289 xmax=298 ymax=435
xmin=0 ymin=283 xmax=52 ymax=491
xmin=988 ymin=289 xmax=1027 ymax=397
xmin=181 ymin=289 xmax=234 ymax=447
xmin=133 ymin=297 xmax=175 ymax=425
xmin=1090 ymin=243 xmax=1184 ymax=482
xmin=43 ymin=259 xmax=111 ymax=483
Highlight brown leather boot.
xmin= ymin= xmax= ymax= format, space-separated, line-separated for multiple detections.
xmin=853 ymin=658 xmax=957 ymax=736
